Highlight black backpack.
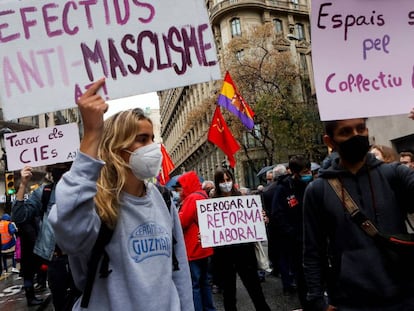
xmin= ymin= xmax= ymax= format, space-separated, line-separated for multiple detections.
xmin=58 ymin=183 xmax=177 ymax=309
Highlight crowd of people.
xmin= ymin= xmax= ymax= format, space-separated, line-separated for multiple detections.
xmin=1 ymin=78 xmax=414 ymax=311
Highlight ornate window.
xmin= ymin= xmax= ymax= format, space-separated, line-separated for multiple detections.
xmin=295 ymin=23 xmax=305 ymax=40
xmin=273 ymin=19 xmax=283 ymax=33
xmin=231 ymin=18 xmax=242 ymax=37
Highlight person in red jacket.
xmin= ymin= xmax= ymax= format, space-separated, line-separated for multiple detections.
xmin=178 ymin=171 xmax=216 ymax=311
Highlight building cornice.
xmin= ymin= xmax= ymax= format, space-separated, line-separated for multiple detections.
xmin=210 ymin=0 xmax=309 ymax=24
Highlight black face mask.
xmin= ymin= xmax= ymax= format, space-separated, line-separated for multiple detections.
xmin=335 ymin=135 xmax=370 ymax=164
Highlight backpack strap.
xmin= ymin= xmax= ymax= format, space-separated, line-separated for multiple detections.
xmin=328 ymin=178 xmax=379 ymax=237
xmin=156 ymin=184 xmax=172 ymax=210
xmin=406 ymin=215 xmax=414 ymax=232
xmin=81 ymin=184 xmax=179 ymax=308
xmin=41 ymin=183 xmax=54 ymax=216
xmin=80 ymin=222 xmax=114 ymax=308
xmin=155 ymin=184 xmax=181 ymax=271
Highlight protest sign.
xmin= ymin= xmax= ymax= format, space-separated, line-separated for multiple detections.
xmin=311 ymin=0 xmax=414 ymax=120
xmin=0 ymin=0 xmax=221 ymax=120
xmin=3 ymin=123 xmax=79 ymax=171
xmin=196 ymin=195 xmax=267 ymax=248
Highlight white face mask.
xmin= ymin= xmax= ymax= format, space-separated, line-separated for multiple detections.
xmin=219 ymin=181 xmax=233 ymax=193
xmin=125 ymin=143 xmax=162 ymax=180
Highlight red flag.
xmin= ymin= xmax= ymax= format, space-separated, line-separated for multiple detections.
xmin=159 ymin=144 xmax=175 ymax=185
xmin=208 ymin=106 xmax=240 ymax=167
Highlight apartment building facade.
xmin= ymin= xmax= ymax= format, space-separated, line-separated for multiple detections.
xmin=159 ymin=0 xmax=314 ymax=188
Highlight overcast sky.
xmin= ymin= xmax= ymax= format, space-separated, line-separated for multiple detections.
xmin=104 ymin=92 xmax=160 ymax=119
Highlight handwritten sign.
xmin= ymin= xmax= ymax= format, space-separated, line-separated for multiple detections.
xmin=311 ymin=0 xmax=414 ymax=120
xmin=3 ymin=123 xmax=79 ymax=171
xmin=0 ymin=0 xmax=221 ymax=120
xmin=196 ymin=195 xmax=267 ymax=248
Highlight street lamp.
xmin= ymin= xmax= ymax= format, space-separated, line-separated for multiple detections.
xmin=0 ymin=127 xmax=13 ymax=213
xmin=286 ymin=33 xmax=304 ymax=102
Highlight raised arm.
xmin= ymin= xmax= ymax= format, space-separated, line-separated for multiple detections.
xmin=12 ymin=166 xmax=41 ymax=224
xmin=16 ymin=166 xmax=32 ymax=201
xmin=77 ymin=78 xmax=108 ymax=159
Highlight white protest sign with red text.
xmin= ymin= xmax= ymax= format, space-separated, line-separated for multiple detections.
xmin=4 ymin=123 xmax=79 ymax=171
xmin=311 ymin=0 xmax=414 ymax=120
xmin=0 ymin=0 xmax=220 ymax=120
xmin=197 ymin=195 xmax=267 ymax=248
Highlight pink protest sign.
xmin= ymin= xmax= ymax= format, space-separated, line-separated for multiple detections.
xmin=0 ymin=0 xmax=220 ymax=120
xmin=311 ymin=0 xmax=414 ymax=120
xmin=196 ymin=195 xmax=267 ymax=248
xmin=4 ymin=123 xmax=79 ymax=171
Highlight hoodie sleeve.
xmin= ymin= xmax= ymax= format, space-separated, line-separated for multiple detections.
xmin=12 ymin=187 xmax=43 ymax=224
xmin=380 ymin=162 xmax=414 ymax=214
xmin=303 ymin=180 xmax=328 ymax=310
xmin=394 ymin=163 xmax=414 ymax=213
xmin=48 ymin=151 xmax=102 ymax=256
xmin=8 ymin=222 xmax=17 ymax=235
xmin=179 ymin=194 xmax=198 ymax=230
xmin=271 ymin=184 xmax=294 ymax=237
xmin=171 ymin=201 xmax=195 ymax=311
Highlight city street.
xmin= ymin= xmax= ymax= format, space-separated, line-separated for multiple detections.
xmin=0 ymin=248 xmax=301 ymax=311
xmin=0 ymin=271 xmax=52 ymax=311
xmin=213 ymin=272 xmax=302 ymax=311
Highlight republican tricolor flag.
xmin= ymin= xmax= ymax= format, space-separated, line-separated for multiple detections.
xmin=217 ymin=71 xmax=255 ymax=130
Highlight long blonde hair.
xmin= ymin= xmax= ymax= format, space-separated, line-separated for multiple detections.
xmin=95 ymin=108 xmax=152 ymax=229
xmin=370 ymin=144 xmax=398 ymax=163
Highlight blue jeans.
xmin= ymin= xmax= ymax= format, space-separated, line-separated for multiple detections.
xmin=189 ymin=257 xmax=216 ymax=311
xmin=2 ymin=251 xmax=16 ymax=272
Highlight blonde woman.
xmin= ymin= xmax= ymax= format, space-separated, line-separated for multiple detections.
xmin=49 ymin=79 xmax=193 ymax=311
xmin=369 ymin=144 xmax=398 ymax=163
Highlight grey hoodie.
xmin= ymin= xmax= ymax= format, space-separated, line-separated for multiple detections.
xmin=304 ymin=152 xmax=414 ymax=310
xmin=49 ymin=152 xmax=194 ymax=311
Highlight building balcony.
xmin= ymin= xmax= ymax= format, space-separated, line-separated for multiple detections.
xmin=210 ymin=0 xmax=310 ymax=23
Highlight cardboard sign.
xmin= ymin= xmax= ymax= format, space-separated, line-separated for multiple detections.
xmin=196 ymin=195 xmax=267 ymax=248
xmin=0 ymin=0 xmax=221 ymax=120
xmin=311 ymin=0 xmax=414 ymax=120
xmin=4 ymin=123 xmax=79 ymax=171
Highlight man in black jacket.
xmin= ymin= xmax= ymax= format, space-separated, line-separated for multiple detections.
xmin=304 ymin=117 xmax=414 ymax=310
xmin=261 ymin=164 xmax=287 ymax=275
xmin=271 ymin=156 xmax=312 ymax=309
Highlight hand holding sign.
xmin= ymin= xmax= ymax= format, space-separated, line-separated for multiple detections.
xmin=409 ymin=108 xmax=414 ymax=120
xmin=77 ymin=79 xmax=108 ymax=159
xmin=16 ymin=166 xmax=33 ymax=201
xmin=19 ymin=166 xmax=33 ymax=186
xmin=196 ymin=195 xmax=267 ymax=247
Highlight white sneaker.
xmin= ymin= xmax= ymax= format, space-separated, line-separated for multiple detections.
xmin=11 ymin=267 xmax=19 ymax=274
